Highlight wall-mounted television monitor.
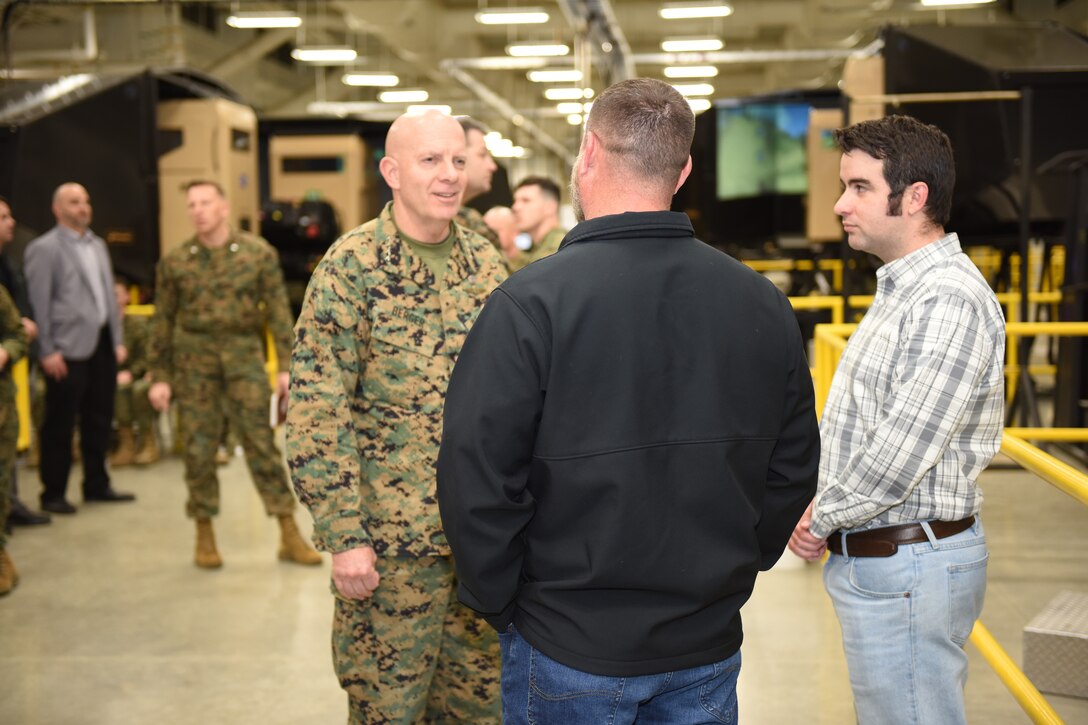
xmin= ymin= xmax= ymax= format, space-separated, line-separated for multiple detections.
xmin=678 ymin=90 xmax=840 ymax=250
xmin=716 ymin=101 xmax=811 ymax=200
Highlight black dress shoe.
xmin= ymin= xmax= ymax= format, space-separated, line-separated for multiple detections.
xmin=83 ymin=488 xmax=136 ymax=503
xmin=40 ymin=498 xmax=78 ymax=514
xmin=7 ymin=498 xmax=52 ymax=527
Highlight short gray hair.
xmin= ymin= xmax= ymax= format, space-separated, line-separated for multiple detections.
xmin=586 ymin=78 xmax=694 ymax=190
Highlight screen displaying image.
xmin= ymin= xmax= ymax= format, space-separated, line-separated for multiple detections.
xmin=716 ymin=102 xmax=810 ymax=200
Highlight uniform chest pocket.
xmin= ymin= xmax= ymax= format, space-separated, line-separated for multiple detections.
xmin=366 ymin=321 xmax=446 ymax=411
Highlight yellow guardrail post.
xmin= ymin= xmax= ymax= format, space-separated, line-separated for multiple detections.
xmin=969 ymin=622 xmax=1066 ymax=725
xmin=13 ymin=358 xmax=29 ymax=450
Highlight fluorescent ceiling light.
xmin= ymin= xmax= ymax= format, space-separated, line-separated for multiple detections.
xmin=920 ymin=0 xmax=995 ymax=5
xmin=659 ymin=2 xmax=734 ymax=19
xmin=664 ymin=65 xmax=718 ymax=78
xmin=378 ymin=89 xmax=430 ymax=103
xmin=475 ymin=7 xmax=549 ymax=24
xmin=226 ymin=11 xmax=302 ymax=29
xmin=308 ymin=101 xmax=385 ymax=116
xmin=527 ymin=69 xmax=583 ymax=83
xmin=492 ymin=145 xmax=527 ymax=158
xmin=688 ymin=98 xmax=712 ymax=113
xmin=506 ymin=43 xmax=570 ymax=57
xmin=661 ymin=38 xmax=723 ymax=52
xmin=291 ymin=46 xmax=357 ymax=63
xmin=556 ymin=102 xmax=585 ymax=114
xmin=407 ymin=105 xmax=452 ymax=115
xmin=672 ymin=83 xmax=714 ymax=96
xmin=544 ymin=87 xmax=594 ymax=100
xmin=342 ymin=72 xmax=399 ymax=87
xmin=567 ymin=114 xmax=583 ymax=125
xmin=458 ymin=56 xmax=548 ymax=69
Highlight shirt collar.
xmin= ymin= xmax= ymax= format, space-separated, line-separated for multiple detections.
xmin=876 ymin=232 xmax=962 ymax=293
xmin=56 ymin=224 xmax=93 ymax=243
xmin=374 ymin=201 xmax=480 ymax=288
xmin=560 ymin=211 xmax=693 ymax=250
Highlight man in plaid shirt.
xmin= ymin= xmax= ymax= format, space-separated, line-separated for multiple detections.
xmin=789 ymin=115 xmax=1005 ymax=725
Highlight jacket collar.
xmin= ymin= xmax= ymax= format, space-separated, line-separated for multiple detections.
xmin=373 ymin=201 xmax=481 ymax=288
xmin=560 ymin=211 xmax=694 ymax=250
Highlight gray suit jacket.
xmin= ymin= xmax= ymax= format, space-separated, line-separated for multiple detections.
xmin=24 ymin=224 xmax=122 ymax=360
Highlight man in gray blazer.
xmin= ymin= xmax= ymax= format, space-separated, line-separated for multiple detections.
xmin=24 ymin=183 xmax=134 ymax=513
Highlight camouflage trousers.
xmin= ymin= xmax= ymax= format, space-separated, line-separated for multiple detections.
xmin=333 ymin=555 xmax=501 ymax=725
xmin=0 ymin=383 xmax=17 ymax=548
xmin=174 ymin=343 xmax=295 ymax=520
xmin=114 ymin=378 xmax=155 ymax=431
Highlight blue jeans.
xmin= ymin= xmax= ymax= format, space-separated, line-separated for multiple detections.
xmin=824 ymin=518 xmax=988 ymax=725
xmin=499 ymin=626 xmax=740 ymax=724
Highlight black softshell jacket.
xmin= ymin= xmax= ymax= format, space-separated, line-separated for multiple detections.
xmin=438 ymin=211 xmax=819 ymax=677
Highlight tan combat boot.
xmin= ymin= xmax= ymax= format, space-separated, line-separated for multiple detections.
xmin=110 ymin=426 xmax=137 ymax=467
xmin=133 ymin=429 xmax=160 ymax=465
xmin=0 ymin=548 xmax=18 ymax=595
xmin=194 ymin=518 xmax=223 ymax=569
xmin=277 ymin=515 xmax=322 ymax=566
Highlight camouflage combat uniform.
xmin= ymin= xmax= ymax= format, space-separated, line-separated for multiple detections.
xmin=288 ymin=202 xmax=507 ymax=724
xmin=149 ymin=232 xmax=297 ymax=520
xmin=0 ymin=286 xmax=28 ymax=548
xmin=509 ymin=225 xmax=566 ymax=272
xmin=114 ymin=312 xmax=154 ymax=435
xmin=455 ymin=205 xmax=499 ymax=249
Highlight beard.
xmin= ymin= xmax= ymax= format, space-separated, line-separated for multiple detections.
xmin=569 ymin=154 xmax=585 ymax=223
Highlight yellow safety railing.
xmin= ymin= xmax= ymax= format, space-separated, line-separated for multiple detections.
xmin=14 ymin=304 xmax=282 ymax=448
xmin=846 ymin=295 xmax=1071 ymax=399
xmin=743 ymin=258 xmax=845 ymax=292
xmin=811 ymin=321 xmax=1087 ymax=725
xmin=1001 ymin=432 xmax=1088 ymax=507
xmin=970 ymin=621 xmax=1065 ymax=725
xmin=787 ymin=295 xmax=844 ymax=325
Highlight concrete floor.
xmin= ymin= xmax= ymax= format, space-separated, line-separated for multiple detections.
xmin=2 ymin=447 xmax=1086 ymax=724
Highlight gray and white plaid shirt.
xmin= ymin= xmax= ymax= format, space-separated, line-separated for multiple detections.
xmin=810 ymin=233 xmax=1005 ymax=539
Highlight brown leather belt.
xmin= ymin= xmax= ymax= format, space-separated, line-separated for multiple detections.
xmin=827 ymin=516 xmax=975 ymax=558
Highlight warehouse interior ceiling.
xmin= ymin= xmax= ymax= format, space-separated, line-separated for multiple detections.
xmin=2 ymin=0 xmax=1086 ymax=161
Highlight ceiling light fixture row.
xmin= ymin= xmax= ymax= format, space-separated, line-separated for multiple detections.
xmin=342 ymin=72 xmax=399 ymax=87
xmin=527 ymin=69 xmax=583 ymax=83
xmin=225 ymin=11 xmax=302 ymax=29
xmin=485 ymin=132 xmax=527 ymax=159
xmin=475 ymin=7 xmax=550 ymax=25
xmin=671 ymin=83 xmax=714 ymax=96
xmin=661 ymin=38 xmax=723 ymax=52
xmin=659 ymin=2 xmax=734 ymax=20
xmin=506 ymin=43 xmax=570 ymax=57
xmin=543 ymin=87 xmax=595 ymax=101
xmin=291 ymin=46 xmax=357 ymax=63
xmin=663 ymin=65 xmax=718 ymax=78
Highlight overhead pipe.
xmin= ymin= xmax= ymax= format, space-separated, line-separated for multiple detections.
xmin=440 ymin=60 xmax=575 ymax=165
xmin=443 ymin=38 xmax=884 ymax=78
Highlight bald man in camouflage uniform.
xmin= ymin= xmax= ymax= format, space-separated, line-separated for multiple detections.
xmin=288 ymin=110 xmax=507 ymax=724
xmin=148 ymin=180 xmax=320 ymax=569
xmin=0 ymin=285 xmax=29 ymax=594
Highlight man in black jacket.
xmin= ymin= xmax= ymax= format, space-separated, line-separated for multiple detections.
xmin=437 ymin=78 xmax=820 ymax=724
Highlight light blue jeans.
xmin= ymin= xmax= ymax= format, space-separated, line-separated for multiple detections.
xmin=499 ymin=626 xmax=741 ymax=724
xmin=824 ymin=518 xmax=988 ymax=725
